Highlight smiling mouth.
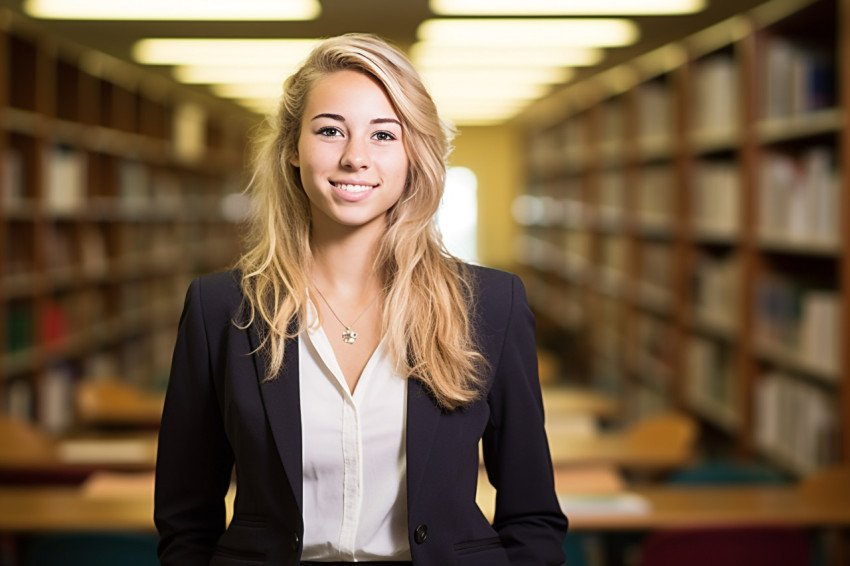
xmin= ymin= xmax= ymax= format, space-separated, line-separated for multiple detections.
xmin=331 ymin=181 xmax=377 ymax=194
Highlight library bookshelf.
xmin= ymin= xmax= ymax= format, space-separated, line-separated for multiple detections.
xmin=0 ymin=10 xmax=256 ymax=432
xmin=516 ymin=0 xmax=848 ymax=475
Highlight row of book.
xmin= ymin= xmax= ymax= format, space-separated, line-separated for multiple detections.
xmin=9 ymin=216 xmax=236 ymax=277
xmin=686 ymin=335 xmax=739 ymax=430
xmin=761 ymin=36 xmax=835 ymax=119
xmin=637 ymin=165 xmax=675 ymax=227
xmin=1 ymin=145 xmax=226 ymax=214
xmin=691 ymin=252 xmax=740 ymax=330
xmin=754 ymin=273 xmax=840 ymax=379
xmin=758 ymin=147 xmax=839 ymax=246
xmin=638 ymin=242 xmax=674 ymax=300
xmin=636 ymin=79 xmax=672 ymax=141
xmin=691 ymin=54 xmax=739 ymax=134
xmin=5 ymin=336 xmax=174 ymax=431
xmin=5 ymin=277 xmax=186 ymax=355
xmin=631 ymin=313 xmax=675 ymax=392
xmin=754 ymin=371 xmax=838 ymax=474
xmin=691 ymin=159 xmax=740 ymax=236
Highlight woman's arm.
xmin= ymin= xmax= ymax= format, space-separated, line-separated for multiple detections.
xmin=482 ymin=274 xmax=568 ymax=566
xmin=154 ymin=278 xmax=235 ymax=566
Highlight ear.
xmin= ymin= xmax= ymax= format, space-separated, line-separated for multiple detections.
xmin=289 ymin=151 xmax=300 ymax=167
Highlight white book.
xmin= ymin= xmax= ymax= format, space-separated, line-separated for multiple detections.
xmin=559 ymin=493 xmax=652 ymax=516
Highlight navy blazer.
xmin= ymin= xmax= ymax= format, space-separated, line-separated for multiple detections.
xmin=154 ymin=266 xmax=568 ymax=566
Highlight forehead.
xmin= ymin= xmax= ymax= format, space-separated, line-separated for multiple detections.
xmin=304 ymin=70 xmax=398 ymax=119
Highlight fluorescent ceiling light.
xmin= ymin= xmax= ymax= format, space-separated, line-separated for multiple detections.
xmin=24 ymin=0 xmax=320 ymax=20
xmin=212 ymin=83 xmax=285 ymax=99
xmin=420 ymin=67 xmax=573 ymax=86
xmin=236 ymin=98 xmax=279 ymax=113
xmin=430 ymin=0 xmax=704 ymax=15
xmin=411 ymin=43 xmax=604 ymax=68
xmin=213 ymin=78 xmax=549 ymax=102
xmin=173 ymin=66 xmax=296 ymax=85
xmin=428 ymin=82 xmax=550 ymax=101
xmin=236 ymin=97 xmax=528 ymax=124
xmin=133 ymin=39 xmax=320 ymax=66
xmin=434 ymin=99 xmax=529 ymax=114
xmin=418 ymin=18 xmax=639 ymax=47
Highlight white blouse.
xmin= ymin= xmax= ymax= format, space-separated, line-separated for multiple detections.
xmin=298 ymin=300 xmax=411 ymax=562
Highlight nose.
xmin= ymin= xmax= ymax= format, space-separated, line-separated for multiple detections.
xmin=340 ymin=137 xmax=369 ymax=170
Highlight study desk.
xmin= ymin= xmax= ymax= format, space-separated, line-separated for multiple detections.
xmin=541 ymin=387 xmax=621 ymax=421
xmin=546 ymin=432 xmax=694 ymax=472
xmin=0 ymin=433 xmax=159 ymax=483
xmin=2 ymin=469 xmax=850 ymax=533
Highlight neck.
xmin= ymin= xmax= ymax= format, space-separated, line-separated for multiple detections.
xmin=310 ymin=225 xmax=384 ymax=300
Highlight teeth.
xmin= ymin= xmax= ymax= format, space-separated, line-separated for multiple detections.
xmin=336 ymin=183 xmax=373 ymax=193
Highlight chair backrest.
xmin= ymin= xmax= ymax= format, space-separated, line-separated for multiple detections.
xmin=75 ymin=378 xmax=163 ymax=429
xmin=0 ymin=414 xmax=57 ymax=466
xmin=669 ymin=459 xmax=788 ymax=486
xmin=798 ymin=464 xmax=850 ymax=500
xmin=22 ymin=532 xmax=160 ymax=566
xmin=638 ymin=526 xmax=809 ymax=566
xmin=626 ymin=412 xmax=697 ymax=449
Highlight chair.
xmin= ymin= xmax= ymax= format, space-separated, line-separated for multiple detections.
xmin=638 ymin=526 xmax=809 ymax=566
xmin=625 ymin=411 xmax=697 ymax=450
xmin=799 ymin=464 xmax=850 ymax=500
xmin=669 ymin=459 xmax=788 ymax=486
xmin=75 ymin=378 xmax=164 ymax=430
xmin=21 ymin=532 xmax=160 ymax=566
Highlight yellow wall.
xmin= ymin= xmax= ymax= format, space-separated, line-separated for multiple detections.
xmin=448 ymin=125 xmax=522 ymax=270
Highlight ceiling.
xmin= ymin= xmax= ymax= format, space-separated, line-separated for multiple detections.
xmin=0 ymin=0 xmax=771 ymax=123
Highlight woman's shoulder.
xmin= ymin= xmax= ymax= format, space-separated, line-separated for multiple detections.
xmin=463 ymin=263 xmax=522 ymax=297
xmin=462 ymin=263 xmax=528 ymax=324
xmin=186 ymin=269 xmax=244 ymax=318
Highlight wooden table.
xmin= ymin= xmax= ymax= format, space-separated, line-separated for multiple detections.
xmin=541 ymin=387 xmax=620 ymax=421
xmin=546 ymin=432 xmax=694 ymax=472
xmin=2 ymin=468 xmax=850 ymax=534
xmin=0 ymin=433 xmax=158 ymax=484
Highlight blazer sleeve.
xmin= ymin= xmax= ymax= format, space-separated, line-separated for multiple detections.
xmin=154 ymin=278 xmax=235 ymax=566
xmin=481 ymin=274 xmax=568 ymax=566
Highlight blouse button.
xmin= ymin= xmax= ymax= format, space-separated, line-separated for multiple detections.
xmin=414 ymin=524 xmax=428 ymax=544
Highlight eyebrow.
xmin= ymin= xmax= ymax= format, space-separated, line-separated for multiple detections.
xmin=311 ymin=113 xmax=401 ymax=127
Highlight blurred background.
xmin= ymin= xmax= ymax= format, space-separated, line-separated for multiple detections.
xmin=0 ymin=0 xmax=848 ymax=565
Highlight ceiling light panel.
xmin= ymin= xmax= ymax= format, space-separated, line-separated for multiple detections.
xmin=133 ymin=39 xmax=320 ymax=66
xmin=25 ymin=0 xmax=320 ymax=20
xmin=418 ymin=18 xmax=639 ymax=47
xmin=430 ymin=0 xmax=705 ymax=16
xmin=411 ymin=43 xmax=604 ymax=68
xmin=173 ymin=66 xmax=296 ymax=85
xmin=420 ymin=67 xmax=573 ymax=86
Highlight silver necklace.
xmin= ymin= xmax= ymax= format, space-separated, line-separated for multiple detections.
xmin=312 ymin=285 xmax=379 ymax=344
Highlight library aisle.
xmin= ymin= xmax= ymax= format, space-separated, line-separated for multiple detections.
xmin=0 ymin=11 xmax=255 ymax=429
xmin=516 ymin=0 xmax=849 ymax=479
xmin=2 ymin=0 xmax=850 ymax=565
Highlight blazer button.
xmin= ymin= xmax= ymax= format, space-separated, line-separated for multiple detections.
xmin=414 ymin=524 xmax=428 ymax=544
xmin=291 ymin=532 xmax=300 ymax=551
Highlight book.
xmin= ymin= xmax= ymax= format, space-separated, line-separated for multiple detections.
xmin=558 ymin=492 xmax=651 ymax=516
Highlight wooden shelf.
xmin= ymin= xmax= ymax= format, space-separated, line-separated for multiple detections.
xmin=518 ymin=0 xmax=846 ymax=474
xmin=0 ymin=9 xmax=254 ymax=429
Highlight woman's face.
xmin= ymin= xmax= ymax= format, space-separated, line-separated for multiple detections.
xmin=291 ymin=70 xmax=409 ymax=237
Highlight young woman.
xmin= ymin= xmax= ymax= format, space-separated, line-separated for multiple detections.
xmin=154 ymin=34 xmax=567 ymax=566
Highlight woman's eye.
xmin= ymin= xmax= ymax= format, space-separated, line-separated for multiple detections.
xmin=317 ymin=127 xmax=342 ymax=137
xmin=373 ymin=131 xmax=397 ymax=141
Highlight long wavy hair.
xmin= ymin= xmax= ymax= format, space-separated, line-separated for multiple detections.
xmin=236 ymin=34 xmax=485 ymax=410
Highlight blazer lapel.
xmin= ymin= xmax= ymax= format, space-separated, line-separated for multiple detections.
xmin=247 ymin=321 xmax=303 ymax=513
xmin=406 ymin=378 xmax=441 ymax=504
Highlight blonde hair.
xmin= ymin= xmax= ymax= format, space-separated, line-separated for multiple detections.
xmin=237 ymin=34 xmax=485 ymax=410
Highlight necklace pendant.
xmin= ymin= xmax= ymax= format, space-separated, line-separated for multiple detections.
xmin=342 ymin=327 xmax=358 ymax=344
